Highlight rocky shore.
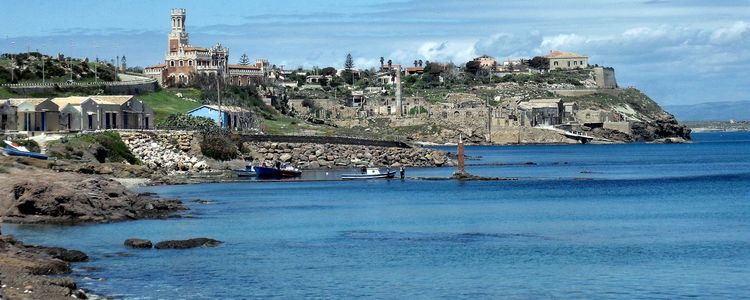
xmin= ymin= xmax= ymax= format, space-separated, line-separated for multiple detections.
xmin=244 ymin=141 xmax=455 ymax=169
xmin=0 ymin=235 xmax=88 ymax=299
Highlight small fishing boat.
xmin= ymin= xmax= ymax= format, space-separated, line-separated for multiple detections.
xmin=2 ymin=140 xmax=48 ymax=160
xmin=233 ymin=164 xmax=256 ymax=177
xmin=342 ymin=167 xmax=396 ymax=180
xmin=255 ymin=165 xmax=302 ymax=179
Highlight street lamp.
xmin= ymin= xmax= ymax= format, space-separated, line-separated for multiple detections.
xmin=10 ymin=41 xmax=15 ymax=83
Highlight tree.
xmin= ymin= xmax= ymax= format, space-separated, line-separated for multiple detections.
xmin=465 ymin=60 xmax=481 ymax=75
xmin=321 ymin=67 xmax=337 ymax=76
xmin=239 ymin=53 xmax=250 ymax=65
xmin=414 ymin=60 xmax=418 ymax=67
xmin=528 ymin=56 xmax=549 ymax=70
xmin=418 ymin=60 xmax=423 ymax=67
xmin=120 ymin=56 xmax=127 ymax=70
xmin=387 ymin=59 xmax=392 ymax=69
xmin=343 ymin=53 xmax=355 ymax=84
xmin=379 ymin=56 xmax=384 ymax=66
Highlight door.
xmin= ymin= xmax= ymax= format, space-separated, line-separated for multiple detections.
xmin=145 ymin=117 xmax=149 ymax=129
xmin=112 ymin=113 xmax=118 ymax=129
xmin=88 ymin=114 xmax=93 ymax=130
xmin=67 ymin=114 xmax=72 ymax=130
xmin=123 ymin=112 xmax=129 ymax=128
xmin=1 ymin=114 xmax=7 ymax=130
xmin=40 ymin=112 xmax=46 ymax=131
xmin=105 ymin=113 xmax=111 ymax=129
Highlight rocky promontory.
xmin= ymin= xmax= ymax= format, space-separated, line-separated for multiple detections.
xmin=0 ymin=156 xmax=186 ymax=225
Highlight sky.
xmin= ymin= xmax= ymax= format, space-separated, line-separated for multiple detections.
xmin=1 ymin=0 xmax=749 ymax=105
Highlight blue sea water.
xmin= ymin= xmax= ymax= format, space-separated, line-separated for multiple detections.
xmin=4 ymin=132 xmax=750 ymax=299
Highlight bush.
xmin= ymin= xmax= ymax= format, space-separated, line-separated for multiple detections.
xmin=158 ymin=114 xmax=218 ymax=130
xmin=200 ymin=128 xmax=238 ymax=161
xmin=79 ymin=131 xmax=139 ymax=164
xmin=12 ymin=139 xmax=40 ymax=153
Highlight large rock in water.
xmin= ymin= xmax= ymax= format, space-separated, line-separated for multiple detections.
xmin=154 ymin=238 xmax=223 ymax=249
xmin=124 ymin=238 xmax=153 ymax=249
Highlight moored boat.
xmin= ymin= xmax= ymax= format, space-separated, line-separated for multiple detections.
xmin=2 ymin=141 xmax=48 ymax=160
xmin=342 ymin=167 xmax=396 ymax=180
xmin=255 ymin=165 xmax=302 ymax=179
xmin=233 ymin=165 xmax=256 ymax=177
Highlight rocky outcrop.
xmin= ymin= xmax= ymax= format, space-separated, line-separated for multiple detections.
xmin=0 ymin=236 xmax=88 ymax=300
xmin=120 ymin=132 xmax=209 ymax=173
xmin=154 ymin=238 xmax=223 ymax=249
xmin=631 ymin=113 xmax=692 ymax=142
xmin=0 ymin=160 xmax=187 ymax=224
xmin=124 ymin=239 xmax=153 ymax=249
xmin=244 ymin=141 xmax=454 ymax=169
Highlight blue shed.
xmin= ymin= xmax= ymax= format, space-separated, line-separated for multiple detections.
xmin=187 ymin=105 xmax=231 ymax=128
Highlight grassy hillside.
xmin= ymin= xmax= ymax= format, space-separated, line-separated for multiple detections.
xmin=561 ymin=88 xmax=664 ymax=118
xmin=0 ymin=52 xmax=118 ymax=84
xmin=138 ymin=89 xmax=203 ymax=123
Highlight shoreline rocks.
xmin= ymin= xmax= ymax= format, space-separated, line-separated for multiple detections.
xmin=124 ymin=239 xmax=153 ymax=249
xmin=154 ymin=238 xmax=223 ymax=249
xmin=120 ymin=132 xmax=209 ymax=174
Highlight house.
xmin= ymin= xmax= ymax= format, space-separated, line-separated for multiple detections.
xmin=305 ymin=75 xmax=333 ymax=84
xmin=11 ymin=98 xmax=60 ymax=132
xmin=404 ymin=67 xmax=424 ymax=75
xmin=545 ymin=50 xmax=589 ymax=70
xmin=473 ymin=55 xmax=497 ymax=69
xmin=90 ymin=96 xmax=154 ymax=130
xmin=51 ymin=96 xmax=92 ymax=131
xmin=347 ymin=91 xmax=365 ymax=107
xmin=518 ymin=98 xmax=563 ymax=126
xmin=187 ymin=104 xmax=253 ymax=130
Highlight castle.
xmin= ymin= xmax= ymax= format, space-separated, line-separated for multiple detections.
xmin=144 ymin=8 xmax=266 ymax=87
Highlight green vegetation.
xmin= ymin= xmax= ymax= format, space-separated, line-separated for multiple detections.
xmin=0 ymin=52 xmax=118 ymax=84
xmin=11 ymin=139 xmax=40 ymax=153
xmin=48 ymin=132 xmax=138 ymax=164
xmin=562 ymin=88 xmax=663 ymax=117
xmin=200 ymin=128 xmax=239 ymax=161
xmin=139 ymin=89 xmax=203 ymax=123
xmin=157 ymin=113 xmax=218 ymax=129
xmin=0 ymin=87 xmax=15 ymax=98
xmin=498 ymin=68 xmax=589 ymax=86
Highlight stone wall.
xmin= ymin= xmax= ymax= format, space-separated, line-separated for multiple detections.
xmin=120 ymin=131 xmax=209 ymax=173
xmin=244 ymin=141 xmax=454 ymax=169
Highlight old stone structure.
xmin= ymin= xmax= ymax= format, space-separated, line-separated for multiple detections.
xmin=546 ymin=50 xmax=589 ymax=70
xmin=144 ymin=8 xmax=266 ymax=87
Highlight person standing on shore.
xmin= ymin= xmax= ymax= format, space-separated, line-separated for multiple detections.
xmin=400 ymin=166 xmax=405 ymax=179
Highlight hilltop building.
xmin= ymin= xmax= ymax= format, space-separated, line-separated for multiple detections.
xmin=144 ymin=8 xmax=266 ymax=87
xmin=545 ymin=50 xmax=589 ymax=70
xmin=473 ymin=55 xmax=497 ymax=69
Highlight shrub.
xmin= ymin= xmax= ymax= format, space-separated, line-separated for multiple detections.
xmin=200 ymin=128 xmax=238 ymax=161
xmin=12 ymin=139 xmax=40 ymax=153
xmin=158 ymin=113 xmax=218 ymax=130
xmin=79 ymin=131 xmax=139 ymax=164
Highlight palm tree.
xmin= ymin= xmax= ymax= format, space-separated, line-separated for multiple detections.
xmin=387 ymin=59 xmax=392 ymax=69
xmin=380 ymin=56 xmax=384 ymax=66
xmin=418 ymin=60 xmax=423 ymax=67
xmin=414 ymin=60 xmax=418 ymax=67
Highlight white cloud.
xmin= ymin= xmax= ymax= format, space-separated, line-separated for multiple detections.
xmin=710 ymin=21 xmax=749 ymax=44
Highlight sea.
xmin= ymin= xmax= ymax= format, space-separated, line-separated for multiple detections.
xmin=4 ymin=132 xmax=750 ymax=299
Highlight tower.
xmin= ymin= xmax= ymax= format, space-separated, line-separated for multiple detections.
xmin=168 ymin=8 xmax=189 ymax=53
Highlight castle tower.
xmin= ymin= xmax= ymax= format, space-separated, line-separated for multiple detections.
xmin=168 ymin=8 xmax=189 ymax=53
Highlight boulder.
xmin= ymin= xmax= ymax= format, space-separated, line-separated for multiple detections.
xmin=124 ymin=238 xmax=153 ymax=249
xmin=154 ymin=238 xmax=223 ymax=249
xmin=279 ymin=153 xmax=292 ymax=162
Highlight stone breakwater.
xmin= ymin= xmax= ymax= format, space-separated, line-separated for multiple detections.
xmin=244 ymin=141 xmax=455 ymax=169
xmin=120 ymin=131 xmax=209 ymax=173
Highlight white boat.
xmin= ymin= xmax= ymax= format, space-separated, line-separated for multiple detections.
xmin=233 ymin=165 xmax=257 ymax=177
xmin=341 ymin=167 xmax=396 ymax=180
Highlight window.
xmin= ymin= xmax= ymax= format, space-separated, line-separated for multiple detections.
xmin=170 ymin=60 xmax=175 ymax=67
xmin=179 ymin=60 xmax=184 ymax=67
xmin=554 ymin=61 xmax=558 ymax=66
xmin=574 ymin=61 xmax=578 ymax=66
xmin=189 ymin=60 xmax=193 ymax=66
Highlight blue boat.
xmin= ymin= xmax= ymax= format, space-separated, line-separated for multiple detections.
xmin=233 ymin=165 xmax=257 ymax=177
xmin=254 ymin=165 xmax=301 ymax=179
xmin=3 ymin=146 xmax=49 ymax=160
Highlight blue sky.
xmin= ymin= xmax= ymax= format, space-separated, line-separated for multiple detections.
xmin=1 ymin=0 xmax=749 ymax=105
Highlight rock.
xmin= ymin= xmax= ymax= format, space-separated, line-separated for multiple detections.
xmin=279 ymin=153 xmax=292 ymax=162
xmin=154 ymin=238 xmax=223 ymax=249
xmin=124 ymin=239 xmax=153 ymax=249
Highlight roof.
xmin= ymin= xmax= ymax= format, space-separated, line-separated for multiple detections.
xmin=520 ymin=98 xmax=562 ymax=109
xmin=51 ymin=96 xmax=91 ymax=107
xmin=545 ymin=50 xmax=587 ymax=59
xmin=189 ymin=104 xmax=250 ymax=114
xmin=228 ymin=64 xmax=261 ymax=70
xmin=7 ymin=98 xmax=50 ymax=107
xmin=183 ymin=46 xmax=209 ymax=52
xmin=90 ymin=95 xmax=135 ymax=105
xmin=475 ymin=54 xmax=495 ymax=60
xmin=145 ymin=64 xmax=166 ymax=69
xmin=405 ymin=67 xmax=424 ymax=72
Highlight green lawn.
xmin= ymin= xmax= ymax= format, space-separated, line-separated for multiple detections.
xmin=139 ymin=89 xmax=203 ymax=123
xmin=0 ymin=87 xmax=16 ymax=98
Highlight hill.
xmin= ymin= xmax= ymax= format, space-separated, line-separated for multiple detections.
xmin=664 ymin=101 xmax=750 ymax=121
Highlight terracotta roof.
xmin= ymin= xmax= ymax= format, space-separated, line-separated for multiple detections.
xmin=405 ymin=67 xmax=424 ymax=72
xmin=545 ymin=50 xmax=587 ymax=59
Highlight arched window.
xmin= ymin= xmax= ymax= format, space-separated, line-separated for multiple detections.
xmin=179 ymin=60 xmax=184 ymax=67
xmin=170 ymin=60 xmax=175 ymax=67
xmin=188 ymin=60 xmax=193 ymax=66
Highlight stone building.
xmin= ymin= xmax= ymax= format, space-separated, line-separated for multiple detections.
xmin=545 ymin=50 xmax=589 ymax=70
xmin=473 ymin=55 xmax=497 ymax=69
xmin=144 ymin=8 xmax=266 ymax=87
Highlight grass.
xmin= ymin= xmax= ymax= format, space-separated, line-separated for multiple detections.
xmin=561 ymin=88 xmax=663 ymax=117
xmin=139 ymin=89 xmax=203 ymax=123
xmin=0 ymin=87 xmax=15 ymax=98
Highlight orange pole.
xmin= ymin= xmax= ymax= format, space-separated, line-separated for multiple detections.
xmin=458 ymin=135 xmax=465 ymax=173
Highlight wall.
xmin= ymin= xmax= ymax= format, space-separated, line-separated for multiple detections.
xmin=593 ymin=67 xmax=618 ymax=89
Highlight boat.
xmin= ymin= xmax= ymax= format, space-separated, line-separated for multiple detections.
xmin=341 ymin=167 xmax=396 ymax=180
xmin=3 ymin=141 xmax=48 ymax=160
xmin=233 ymin=165 xmax=256 ymax=177
xmin=254 ymin=165 xmax=302 ymax=179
